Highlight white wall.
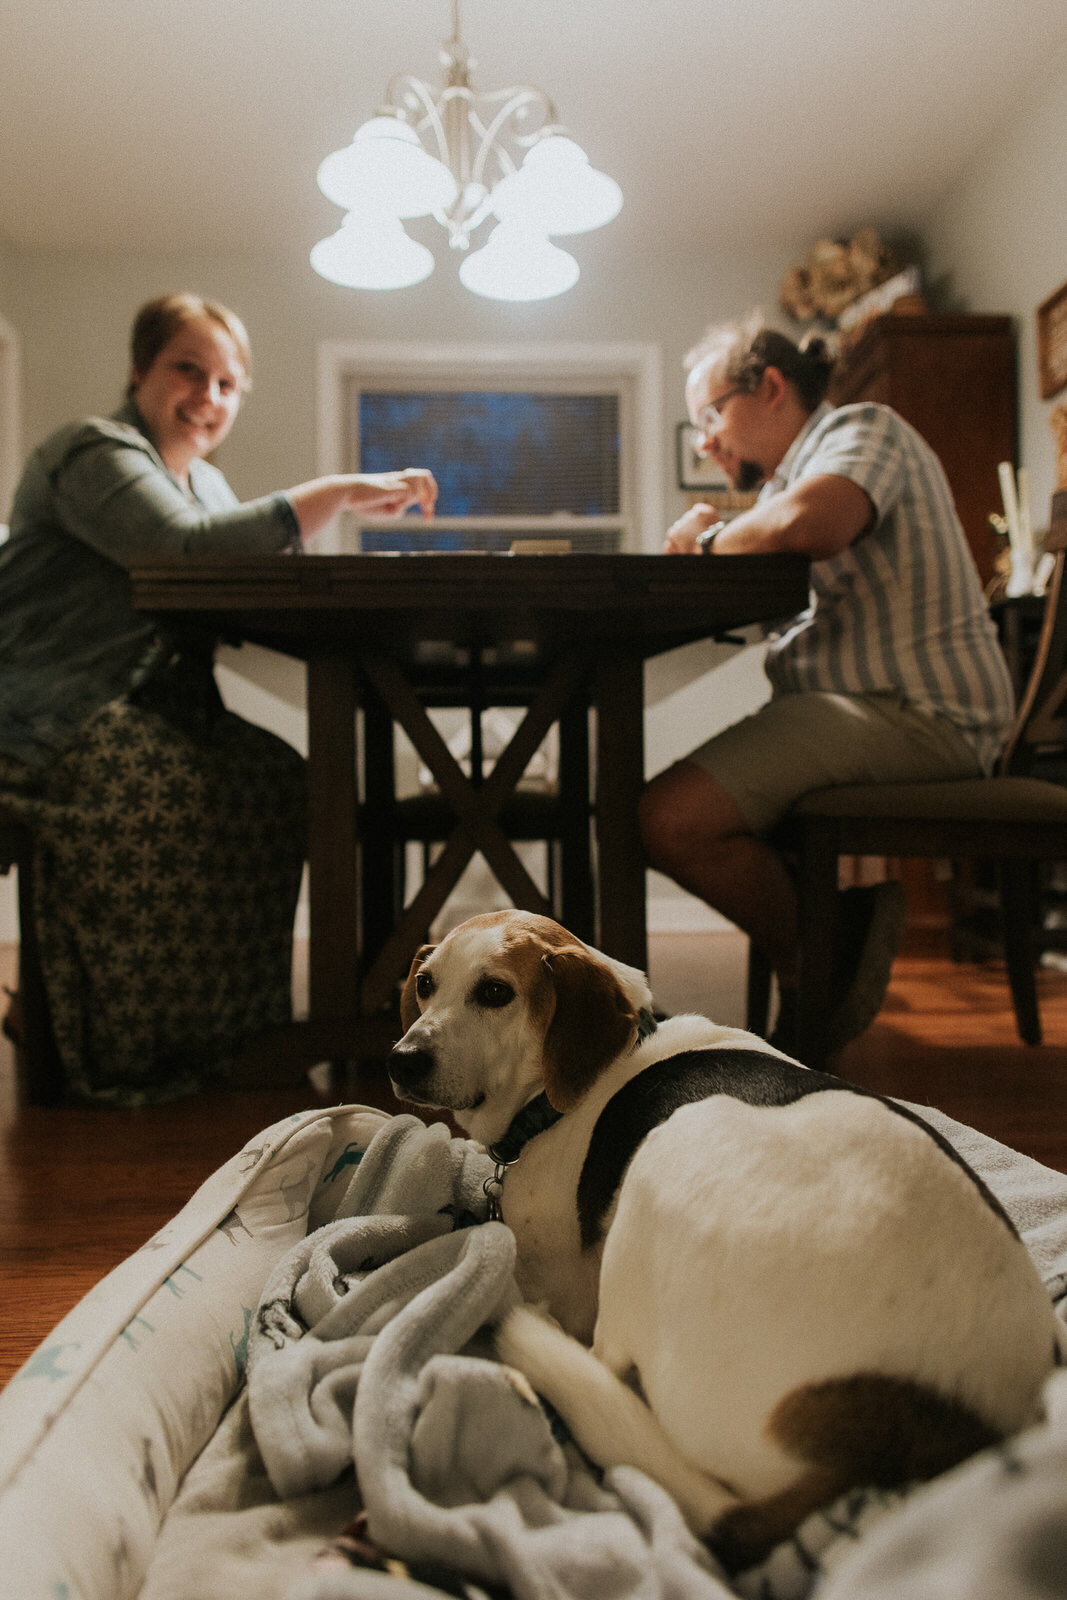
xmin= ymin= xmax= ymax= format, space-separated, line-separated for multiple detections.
xmin=923 ymin=43 xmax=1067 ymax=523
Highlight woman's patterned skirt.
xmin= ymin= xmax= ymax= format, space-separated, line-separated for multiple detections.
xmin=0 ymin=688 xmax=307 ymax=1104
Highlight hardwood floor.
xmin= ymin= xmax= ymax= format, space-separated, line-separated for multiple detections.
xmin=2 ymin=932 xmax=1066 ymax=1389
xmin=650 ymin=928 xmax=1067 ymax=1169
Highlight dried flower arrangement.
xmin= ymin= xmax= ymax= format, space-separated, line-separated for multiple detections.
xmin=779 ymin=228 xmax=903 ymax=325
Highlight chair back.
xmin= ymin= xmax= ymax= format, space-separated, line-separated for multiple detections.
xmin=999 ymin=496 xmax=1067 ymax=779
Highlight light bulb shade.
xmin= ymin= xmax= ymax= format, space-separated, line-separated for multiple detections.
xmin=317 ymin=116 xmax=458 ymax=217
xmin=310 ymin=214 xmax=434 ymax=289
xmin=489 ymin=135 xmax=622 ymax=236
xmin=458 ymin=224 xmax=579 ymax=301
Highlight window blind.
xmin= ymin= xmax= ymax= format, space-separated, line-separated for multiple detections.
xmin=357 ymin=390 xmax=620 ymax=518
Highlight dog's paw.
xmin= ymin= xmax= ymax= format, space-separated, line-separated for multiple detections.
xmin=495 ymin=1303 xmax=567 ymax=1374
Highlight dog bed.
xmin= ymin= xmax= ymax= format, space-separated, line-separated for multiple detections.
xmin=2 ymin=1099 xmax=1067 ymax=1600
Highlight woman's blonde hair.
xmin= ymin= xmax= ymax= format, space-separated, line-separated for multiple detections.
xmin=126 ymin=292 xmax=252 ymax=398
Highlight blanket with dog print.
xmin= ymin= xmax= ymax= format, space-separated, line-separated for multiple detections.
xmin=140 ymin=1108 xmax=1067 ymax=1600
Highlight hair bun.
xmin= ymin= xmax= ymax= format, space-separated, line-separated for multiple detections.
xmin=798 ymin=333 xmax=833 ymax=371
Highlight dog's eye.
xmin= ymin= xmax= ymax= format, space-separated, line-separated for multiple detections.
xmin=415 ymin=970 xmax=435 ymax=1000
xmin=474 ymin=978 xmax=515 ymax=1009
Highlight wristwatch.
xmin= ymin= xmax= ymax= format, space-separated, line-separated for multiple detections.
xmin=697 ymin=520 xmax=727 ymax=554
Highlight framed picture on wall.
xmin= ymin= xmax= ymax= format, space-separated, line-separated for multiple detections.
xmin=676 ymin=422 xmax=730 ymax=490
xmin=1036 ymin=278 xmax=1067 ymax=400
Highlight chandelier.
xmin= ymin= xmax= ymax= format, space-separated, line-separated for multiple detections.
xmin=310 ymin=0 xmax=622 ymax=302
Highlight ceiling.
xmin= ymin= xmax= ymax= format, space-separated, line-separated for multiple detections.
xmin=2 ymin=0 xmax=1066 ymax=264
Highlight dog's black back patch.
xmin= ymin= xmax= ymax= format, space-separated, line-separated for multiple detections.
xmin=575 ymin=1048 xmax=1016 ymax=1250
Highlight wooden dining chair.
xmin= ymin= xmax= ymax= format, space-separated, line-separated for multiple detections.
xmin=747 ymin=491 xmax=1067 ymax=1069
xmin=0 ymin=810 xmax=64 ymax=1104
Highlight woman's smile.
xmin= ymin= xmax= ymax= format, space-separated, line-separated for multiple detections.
xmin=130 ymin=318 xmax=246 ymax=479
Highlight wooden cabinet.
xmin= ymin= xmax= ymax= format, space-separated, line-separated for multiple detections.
xmin=829 ymin=313 xmax=1016 ymax=588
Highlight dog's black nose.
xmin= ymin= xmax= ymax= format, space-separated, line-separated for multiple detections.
xmin=388 ymin=1044 xmax=435 ymax=1091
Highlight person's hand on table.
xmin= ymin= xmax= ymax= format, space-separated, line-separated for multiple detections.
xmin=346 ymin=469 xmax=438 ymax=518
xmin=663 ymin=502 xmax=722 ymax=554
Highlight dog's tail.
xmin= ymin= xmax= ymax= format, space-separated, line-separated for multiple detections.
xmin=495 ymin=1304 xmax=737 ymax=1535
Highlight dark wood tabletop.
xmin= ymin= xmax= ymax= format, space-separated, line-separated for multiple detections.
xmin=129 ymin=550 xmax=810 ymax=655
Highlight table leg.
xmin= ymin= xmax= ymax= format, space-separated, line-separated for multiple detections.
xmin=306 ymin=653 xmax=359 ymax=1023
xmin=794 ymin=821 xmax=840 ymax=1072
xmin=558 ymin=695 xmax=594 ymax=942
xmin=594 ymin=655 xmax=648 ymax=972
xmin=360 ymin=690 xmax=398 ymax=963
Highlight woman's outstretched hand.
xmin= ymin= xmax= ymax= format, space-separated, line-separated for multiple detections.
xmin=286 ymin=468 xmax=438 ymax=540
xmin=346 ymin=469 xmax=438 ymax=518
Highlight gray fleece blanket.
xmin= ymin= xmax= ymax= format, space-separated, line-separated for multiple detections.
xmin=225 ymin=1107 xmax=1067 ymax=1600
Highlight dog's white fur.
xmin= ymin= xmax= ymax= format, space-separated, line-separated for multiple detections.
xmin=390 ymin=911 xmax=1063 ymax=1549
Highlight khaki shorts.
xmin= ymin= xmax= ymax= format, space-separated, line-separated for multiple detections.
xmin=688 ymin=690 xmax=983 ymax=834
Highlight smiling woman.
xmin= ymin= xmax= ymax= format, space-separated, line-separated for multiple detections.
xmin=0 ymin=291 xmax=437 ymax=1105
xmin=126 ymin=304 xmax=250 ymax=481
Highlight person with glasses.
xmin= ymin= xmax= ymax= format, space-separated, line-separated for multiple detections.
xmin=641 ymin=311 xmax=1013 ymax=1056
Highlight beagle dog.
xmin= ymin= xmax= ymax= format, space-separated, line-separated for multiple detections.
xmin=389 ymin=910 xmax=1064 ymax=1571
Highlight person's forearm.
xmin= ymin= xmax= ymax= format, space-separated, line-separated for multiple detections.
xmin=286 ymin=469 xmax=437 ymax=537
xmin=54 ymin=432 xmax=434 ymax=558
xmin=708 ymin=495 xmax=809 ymax=554
xmin=710 ymin=474 xmax=873 ymax=560
xmin=285 ymin=477 xmax=354 ymax=539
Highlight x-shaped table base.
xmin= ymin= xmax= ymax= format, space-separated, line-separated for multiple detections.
xmin=356 ymin=648 xmax=591 ymax=1012
xmin=302 ymin=643 xmax=647 ymax=1059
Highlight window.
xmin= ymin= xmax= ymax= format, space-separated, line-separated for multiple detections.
xmin=316 ymin=342 xmax=663 ymax=552
xmin=358 ymin=389 xmax=619 ymax=549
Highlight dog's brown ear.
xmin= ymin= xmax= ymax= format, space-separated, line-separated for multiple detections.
xmin=399 ymin=944 xmax=436 ymax=1031
xmin=540 ymin=948 xmax=639 ymax=1111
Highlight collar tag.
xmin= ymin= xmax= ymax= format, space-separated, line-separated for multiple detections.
xmin=483 ymin=1164 xmax=507 ymax=1222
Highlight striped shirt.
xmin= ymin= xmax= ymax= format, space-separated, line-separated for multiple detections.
xmin=762 ymin=402 xmax=1014 ymax=772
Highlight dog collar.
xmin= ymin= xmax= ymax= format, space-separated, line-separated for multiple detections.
xmin=484 ymin=1092 xmax=562 ymax=1220
xmin=488 ymin=1091 xmax=563 ymax=1167
xmin=489 ymin=1008 xmax=656 ymax=1166
xmin=482 ymin=1009 xmax=659 ymax=1221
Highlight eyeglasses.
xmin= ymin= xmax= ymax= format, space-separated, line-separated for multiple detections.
xmin=694 ymin=386 xmax=747 ymax=431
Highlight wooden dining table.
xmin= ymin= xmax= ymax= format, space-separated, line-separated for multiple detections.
xmin=129 ymin=551 xmax=809 ymax=1081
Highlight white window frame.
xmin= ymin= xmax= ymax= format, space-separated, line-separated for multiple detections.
xmin=315 ymin=341 xmax=663 ymax=552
